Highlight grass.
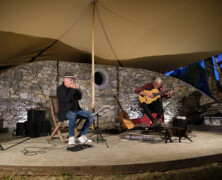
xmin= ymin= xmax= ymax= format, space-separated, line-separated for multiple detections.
xmin=0 ymin=163 xmax=222 ymax=180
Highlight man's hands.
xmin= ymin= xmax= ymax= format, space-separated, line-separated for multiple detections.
xmin=140 ymin=90 xmax=173 ymax=98
xmin=145 ymin=92 xmax=154 ymax=98
xmin=168 ymin=90 xmax=173 ymax=97
xmin=70 ymin=83 xmax=80 ymax=89
xmin=140 ymin=91 xmax=154 ymax=98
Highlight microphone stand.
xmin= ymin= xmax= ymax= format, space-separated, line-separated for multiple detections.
xmin=86 ymin=105 xmax=114 ymax=148
xmin=95 ymin=114 xmax=109 ymax=148
xmin=84 ymin=114 xmax=109 ymax=148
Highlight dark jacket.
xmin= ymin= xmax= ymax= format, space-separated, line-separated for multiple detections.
xmin=57 ymin=83 xmax=82 ymax=122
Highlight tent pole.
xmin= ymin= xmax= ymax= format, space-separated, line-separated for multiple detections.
xmin=91 ymin=0 xmax=96 ymax=113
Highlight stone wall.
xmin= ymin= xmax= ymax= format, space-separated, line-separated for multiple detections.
xmin=0 ymin=61 xmax=214 ymax=132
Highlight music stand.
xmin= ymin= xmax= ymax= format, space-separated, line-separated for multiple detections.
xmin=87 ymin=105 xmax=115 ymax=148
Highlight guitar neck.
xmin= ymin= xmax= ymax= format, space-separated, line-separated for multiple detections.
xmin=113 ymin=95 xmax=127 ymax=119
xmin=154 ymin=88 xmax=174 ymax=96
xmin=118 ymin=102 xmax=128 ymax=119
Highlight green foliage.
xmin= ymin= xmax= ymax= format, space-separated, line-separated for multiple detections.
xmin=0 ymin=163 xmax=222 ymax=180
xmin=0 ymin=174 xmax=29 ymax=180
xmin=60 ymin=171 xmax=78 ymax=180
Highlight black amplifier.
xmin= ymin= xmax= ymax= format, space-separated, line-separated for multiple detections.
xmin=173 ymin=116 xmax=188 ymax=129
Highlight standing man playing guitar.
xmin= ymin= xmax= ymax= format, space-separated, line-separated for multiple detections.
xmin=134 ymin=77 xmax=173 ymax=126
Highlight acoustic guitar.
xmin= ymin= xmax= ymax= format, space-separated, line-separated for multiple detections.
xmin=138 ymin=85 xmax=183 ymax=104
xmin=113 ymin=95 xmax=135 ymax=130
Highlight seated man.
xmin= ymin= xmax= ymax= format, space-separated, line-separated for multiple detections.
xmin=134 ymin=77 xmax=173 ymax=126
xmin=57 ymin=72 xmax=95 ymax=145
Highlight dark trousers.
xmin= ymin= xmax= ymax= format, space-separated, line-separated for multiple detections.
xmin=141 ymin=99 xmax=162 ymax=122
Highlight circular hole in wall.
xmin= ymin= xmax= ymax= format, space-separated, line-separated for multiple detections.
xmin=92 ymin=68 xmax=109 ymax=89
xmin=95 ymin=72 xmax=103 ymax=85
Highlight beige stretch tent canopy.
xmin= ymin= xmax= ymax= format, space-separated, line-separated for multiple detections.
xmin=0 ymin=0 xmax=222 ymax=73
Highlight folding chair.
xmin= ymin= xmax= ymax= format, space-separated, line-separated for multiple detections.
xmin=48 ymin=96 xmax=83 ymax=143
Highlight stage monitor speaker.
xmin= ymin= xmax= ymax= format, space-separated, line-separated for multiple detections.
xmin=173 ymin=117 xmax=188 ymax=129
xmin=16 ymin=122 xmax=25 ymax=136
xmin=25 ymin=110 xmax=46 ymax=138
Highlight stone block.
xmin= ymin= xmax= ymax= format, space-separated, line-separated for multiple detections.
xmin=20 ymin=93 xmax=28 ymax=99
xmin=0 ymin=87 xmax=9 ymax=98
